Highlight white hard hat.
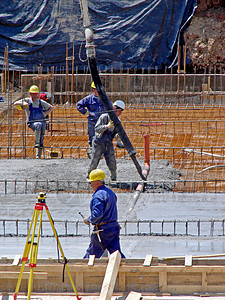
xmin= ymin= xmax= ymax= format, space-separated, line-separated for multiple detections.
xmin=113 ymin=100 xmax=125 ymax=110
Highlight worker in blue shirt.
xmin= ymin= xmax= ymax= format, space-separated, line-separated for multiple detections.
xmin=83 ymin=169 xmax=125 ymax=258
xmin=76 ymin=82 xmax=105 ymax=156
xmin=76 ymin=82 xmax=124 ymax=158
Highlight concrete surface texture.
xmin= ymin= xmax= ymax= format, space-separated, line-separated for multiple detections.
xmin=0 ymin=158 xmax=225 ymax=260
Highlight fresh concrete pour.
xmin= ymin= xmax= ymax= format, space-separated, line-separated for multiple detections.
xmin=0 ymin=158 xmax=225 ymax=259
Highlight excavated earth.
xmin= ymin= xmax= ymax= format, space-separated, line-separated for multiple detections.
xmin=184 ymin=5 xmax=225 ymax=71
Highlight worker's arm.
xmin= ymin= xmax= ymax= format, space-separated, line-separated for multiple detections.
xmin=43 ymin=104 xmax=54 ymax=117
xmin=76 ymin=97 xmax=89 ymax=115
xmin=87 ymin=197 xmax=104 ymax=225
xmin=13 ymin=99 xmax=29 ymax=109
xmin=95 ymin=114 xmax=113 ymax=133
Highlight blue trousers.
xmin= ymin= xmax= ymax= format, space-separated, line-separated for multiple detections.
xmin=83 ymin=226 xmax=125 ymax=258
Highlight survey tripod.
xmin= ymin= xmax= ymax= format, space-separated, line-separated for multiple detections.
xmin=13 ymin=192 xmax=81 ymax=300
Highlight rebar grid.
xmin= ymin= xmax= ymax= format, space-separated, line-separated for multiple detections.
xmin=1 ymin=217 xmax=225 ymax=237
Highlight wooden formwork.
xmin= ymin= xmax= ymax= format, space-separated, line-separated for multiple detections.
xmin=2 ymin=257 xmax=225 ymax=295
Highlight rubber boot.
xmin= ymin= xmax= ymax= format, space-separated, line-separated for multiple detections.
xmin=86 ymin=147 xmax=92 ymax=159
xmin=110 ymin=170 xmax=117 ymax=181
xmin=35 ymin=130 xmax=41 ymax=148
xmin=115 ymin=134 xmax=124 ymax=148
xmin=36 ymin=147 xmax=42 ymax=159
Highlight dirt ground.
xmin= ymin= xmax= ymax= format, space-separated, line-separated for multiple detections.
xmin=184 ymin=5 xmax=225 ymax=71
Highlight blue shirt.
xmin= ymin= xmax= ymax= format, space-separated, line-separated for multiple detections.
xmin=87 ymin=185 xmax=118 ymax=229
xmin=76 ymin=93 xmax=105 ymax=122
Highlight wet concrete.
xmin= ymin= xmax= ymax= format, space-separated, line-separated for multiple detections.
xmin=1 ymin=193 xmax=225 ymax=259
xmin=0 ymin=158 xmax=224 ymax=259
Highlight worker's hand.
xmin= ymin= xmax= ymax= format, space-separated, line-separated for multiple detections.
xmin=15 ymin=105 xmax=23 ymax=110
xmin=23 ymin=102 xmax=29 ymax=108
xmin=83 ymin=217 xmax=89 ymax=225
xmin=107 ymin=120 xmax=114 ymax=129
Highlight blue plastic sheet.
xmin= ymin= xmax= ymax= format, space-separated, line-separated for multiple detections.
xmin=0 ymin=0 xmax=196 ymax=71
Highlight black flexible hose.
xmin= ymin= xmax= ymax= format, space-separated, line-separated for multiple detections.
xmin=88 ymin=57 xmax=146 ymax=180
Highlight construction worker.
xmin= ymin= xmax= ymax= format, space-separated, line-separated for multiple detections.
xmin=76 ymin=82 xmax=105 ymax=157
xmin=83 ymin=169 xmax=125 ymax=258
xmin=14 ymin=85 xmax=54 ymax=159
xmin=87 ymin=100 xmax=125 ymax=181
xmin=76 ymin=82 xmax=124 ymax=158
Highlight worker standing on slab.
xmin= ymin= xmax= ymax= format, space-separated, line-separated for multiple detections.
xmin=83 ymin=169 xmax=125 ymax=258
xmin=76 ymin=82 xmax=105 ymax=157
xmin=14 ymin=85 xmax=54 ymax=159
xmin=87 ymin=100 xmax=125 ymax=181
xmin=76 ymin=82 xmax=124 ymax=158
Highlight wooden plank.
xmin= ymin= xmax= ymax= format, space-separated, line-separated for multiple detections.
xmin=202 ymin=271 xmax=207 ymax=292
xmin=163 ymin=253 xmax=225 ymax=260
xmin=12 ymin=255 xmax=20 ymax=266
xmin=0 ymin=271 xmax=47 ymax=279
xmin=126 ymin=291 xmax=142 ymax=300
xmin=99 ymin=250 xmax=121 ymax=300
xmin=185 ymin=255 xmax=192 ymax=266
xmin=119 ymin=271 xmax=126 ymax=292
xmin=143 ymin=254 xmax=153 ymax=266
xmin=88 ymin=255 xmax=95 ymax=266
xmin=159 ymin=271 xmax=167 ymax=293
xmin=76 ymin=271 xmax=84 ymax=291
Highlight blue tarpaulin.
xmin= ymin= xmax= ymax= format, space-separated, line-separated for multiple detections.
xmin=0 ymin=0 xmax=197 ymax=72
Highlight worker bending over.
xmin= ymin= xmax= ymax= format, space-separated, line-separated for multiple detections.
xmin=14 ymin=85 xmax=54 ymax=159
xmin=83 ymin=169 xmax=125 ymax=258
xmin=87 ymin=100 xmax=125 ymax=181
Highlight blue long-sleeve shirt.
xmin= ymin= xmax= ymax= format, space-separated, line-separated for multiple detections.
xmin=76 ymin=93 xmax=105 ymax=123
xmin=87 ymin=185 xmax=118 ymax=229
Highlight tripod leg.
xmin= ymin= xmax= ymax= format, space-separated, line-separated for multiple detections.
xmin=14 ymin=209 xmax=36 ymax=300
xmin=27 ymin=209 xmax=42 ymax=300
xmin=45 ymin=208 xmax=81 ymax=300
xmin=27 ymin=242 xmax=38 ymax=300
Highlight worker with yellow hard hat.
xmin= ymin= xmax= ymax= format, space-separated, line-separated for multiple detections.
xmin=83 ymin=169 xmax=125 ymax=259
xmin=13 ymin=85 xmax=54 ymax=159
xmin=76 ymin=81 xmax=106 ymax=157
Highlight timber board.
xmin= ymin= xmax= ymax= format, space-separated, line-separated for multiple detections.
xmin=1 ymin=259 xmax=225 ymax=295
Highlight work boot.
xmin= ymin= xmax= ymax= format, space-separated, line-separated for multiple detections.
xmin=115 ymin=134 xmax=124 ymax=148
xmin=36 ymin=148 xmax=42 ymax=159
xmin=116 ymin=140 xmax=124 ymax=148
xmin=86 ymin=147 xmax=92 ymax=159
xmin=111 ymin=172 xmax=117 ymax=181
xmin=35 ymin=130 xmax=41 ymax=148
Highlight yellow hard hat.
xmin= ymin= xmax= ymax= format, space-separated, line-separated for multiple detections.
xmin=88 ymin=169 xmax=106 ymax=182
xmin=91 ymin=82 xmax=96 ymax=89
xmin=29 ymin=85 xmax=39 ymax=93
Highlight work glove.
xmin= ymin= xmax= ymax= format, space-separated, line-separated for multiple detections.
xmin=107 ymin=120 xmax=114 ymax=129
